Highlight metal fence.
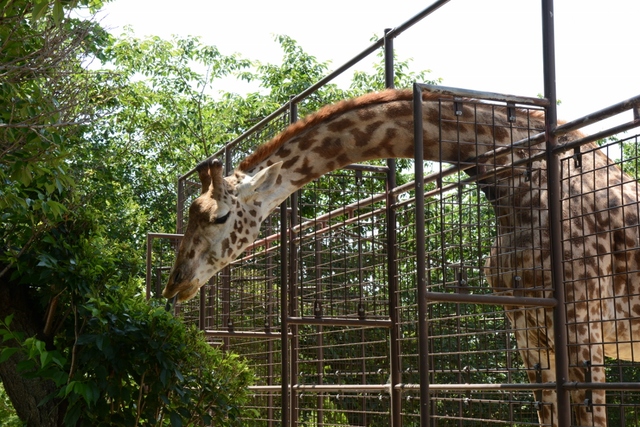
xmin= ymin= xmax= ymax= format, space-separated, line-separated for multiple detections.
xmin=145 ymin=1 xmax=640 ymax=426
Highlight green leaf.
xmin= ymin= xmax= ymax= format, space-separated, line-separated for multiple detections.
xmin=64 ymin=381 xmax=76 ymax=397
xmin=46 ymin=200 xmax=67 ymax=219
xmin=169 ymin=411 xmax=183 ymax=427
xmin=13 ymin=165 xmax=33 ymax=186
xmin=0 ymin=347 xmax=19 ymax=364
xmin=52 ymin=1 xmax=63 ymax=25
xmin=40 ymin=349 xmax=52 ymax=368
xmin=31 ymin=0 xmax=49 ymax=22
xmin=3 ymin=314 xmax=14 ymax=327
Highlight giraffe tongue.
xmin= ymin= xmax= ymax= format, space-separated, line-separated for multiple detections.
xmin=165 ymin=295 xmax=178 ymax=312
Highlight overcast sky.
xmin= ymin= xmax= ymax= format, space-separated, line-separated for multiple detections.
xmin=97 ymin=0 xmax=639 ymax=133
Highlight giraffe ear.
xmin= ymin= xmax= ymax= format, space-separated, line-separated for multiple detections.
xmin=238 ymin=162 xmax=283 ymax=198
xmin=208 ymin=159 xmax=225 ymax=200
xmin=196 ymin=159 xmax=213 ymax=194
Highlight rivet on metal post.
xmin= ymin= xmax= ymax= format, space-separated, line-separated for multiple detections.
xmin=583 ymin=360 xmax=593 ymax=412
xmin=533 ymin=363 xmax=543 ymax=408
xmin=524 ymin=163 xmax=532 ymax=182
xmin=358 ymin=302 xmax=366 ymax=320
xmin=507 ymin=102 xmax=517 ymax=123
xmin=457 ymin=267 xmax=469 ymax=294
xmin=454 ymin=99 xmax=463 ymax=116
xmin=463 ymin=365 xmax=472 ymax=401
xmin=573 ymin=148 xmax=582 ymax=168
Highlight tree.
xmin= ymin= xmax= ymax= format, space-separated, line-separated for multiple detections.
xmin=0 ymin=2 xmax=251 ymax=425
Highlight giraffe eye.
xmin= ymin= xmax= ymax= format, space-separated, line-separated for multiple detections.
xmin=214 ymin=211 xmax=230 ymax=224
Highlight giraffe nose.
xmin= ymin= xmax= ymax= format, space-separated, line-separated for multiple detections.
xmin=169 ymin=268 xmax=183 ymax=286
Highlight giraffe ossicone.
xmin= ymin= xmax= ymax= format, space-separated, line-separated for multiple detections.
xmin=162 ymin=89 xmax=640 ymax=427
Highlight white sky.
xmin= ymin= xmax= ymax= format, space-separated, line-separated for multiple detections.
xmin=97 ymin=0 xmax=640 ymax=134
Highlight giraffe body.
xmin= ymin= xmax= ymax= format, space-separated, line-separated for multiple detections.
xmin=163 ymin=89 xmax=640 ymax=426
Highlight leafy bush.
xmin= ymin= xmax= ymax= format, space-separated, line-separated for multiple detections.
xmin=1 ymin=295 xmax=252 ymax=426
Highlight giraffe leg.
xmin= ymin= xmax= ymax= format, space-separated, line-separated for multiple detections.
xmin=520 ymin=347 xmax=557 ymax=426
xmin=567 ymin=344 xmax=608 ymax=427
xmin=509 ymin=309 xmax=558 ymax=426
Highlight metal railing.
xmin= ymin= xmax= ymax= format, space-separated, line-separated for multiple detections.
xmin=146 ymin=1 xmax=640 ymax=425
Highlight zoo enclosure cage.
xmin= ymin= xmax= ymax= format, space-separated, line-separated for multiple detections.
xmin=146 ymin=1 xmax=640 ymax=426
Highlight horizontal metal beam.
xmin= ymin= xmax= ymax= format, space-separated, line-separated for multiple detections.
xmin=203 ymin=330 xmax=289 ymax=338
xmin=286 ymin=316 xmax=392 ymax=328
xmin=416 ymin=83 xmax=551 ymax=108
xmin=425 ymin=291 xmax=557 ymax=308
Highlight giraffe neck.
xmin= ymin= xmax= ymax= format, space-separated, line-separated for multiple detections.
xmin=238 ymin=89 xmax=547 ymax=213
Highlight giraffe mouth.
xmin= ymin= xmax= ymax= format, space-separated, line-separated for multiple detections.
xmin=162 ymin=266 xmax=203 ymax=303
xmin=163 ymin=283 xmax=202 ymax=306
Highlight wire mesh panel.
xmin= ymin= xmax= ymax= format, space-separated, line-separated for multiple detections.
xmin=146 ymin=233 xmax=182 ymax=299
xmin=204 ymin=212 xmax=283 ymax=333
xmin=295 ymin=168 xmax=390 ymax=321
xmin=244 ymin=389 xmax=283 ymax=427
xmin=560 ymin=132 xmax=640 ymax=426
xmin=429 ymin=390 xmax=543 ymax=427
xmin=288 ymin=167 xmax=394 ymax=425
xmin=297 ymin=390 xmax=391 ymax=427
xmin=402 ymin=88 xmax=558 ymax=426
xmin=147 ymin=86 xmax=640 ymax=426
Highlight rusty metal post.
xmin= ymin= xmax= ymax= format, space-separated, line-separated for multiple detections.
xmin=266 ymin=243 xmax=275 ymax=427
xmin=288 ymin=99 xmax=300 ymax=427
xmin=176 ymin=177 xmax=185 ymax=234
xmin=221 ymin=267 xmax=231 ymax=350
xmin=146 ymin=234 xmax=153 ymax=300
xmin=199 ymin=286 xmax=205 ymax=330
xmin=315 ymin=236 xmax=325 ymax=425
xmin=413 ymin=83 xmax=430 ymax=426
xmin=279 ymin=177 xmax=290 ymax=422
xmin=280 ymin=199 xmax=289 ymax=427
xmin=541 ymin=1 xmax=571 ymax=426
xmin=384 ymin=27 xmax=403 ymax=427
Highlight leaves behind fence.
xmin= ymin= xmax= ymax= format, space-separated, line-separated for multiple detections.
xmin=0 ymin=296 xmax=253 ymax=426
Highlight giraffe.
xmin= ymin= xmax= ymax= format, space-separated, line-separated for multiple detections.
xmin=162 ymin=88 xmax=640 ymax=426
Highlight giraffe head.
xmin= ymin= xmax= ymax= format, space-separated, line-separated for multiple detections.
xmin=162 ymin=158 xmax=283 ymax=303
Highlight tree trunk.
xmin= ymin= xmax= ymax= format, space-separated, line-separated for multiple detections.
xmin=0 ymin=277 xmax=63 ymax=426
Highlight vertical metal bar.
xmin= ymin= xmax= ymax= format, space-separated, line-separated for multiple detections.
xmin=224 ymin=146 xmax=232 ymax=176
xmin=222 ymin=145 xmax=233 ymax=347
xmin=266 ymin=222 xmax=275 ymax=427
xmin=145 ymin=234 xmax=153 ymax=300
xmin=384 ymin=28 xmax=395 ymax=90
xmin=289 ymin=191 xmax=299 ymax=427
xmin=222 ymin=266 xmax=231 ymax=351
xmin=384 ymin=27 xmax=403 ymax=427
xmin=289 ymin=100 xmax=299 ymax=427
xmin=176 ymin=177 xmax=185 ymax=234
xmin=280 ymin=201 xmax=289 ymax=427
xmin=541 ymin=1 xmax=571 ymax=426
xmin=413 ymin=83 xmax=430 ymax=426
xmin=199 ymin=286 xmax=205 ymax=330
xmin=315 ymin=237 xmax=325 ymax=425
xmin=281 ymin=98 xmax=298 ymax=427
